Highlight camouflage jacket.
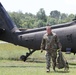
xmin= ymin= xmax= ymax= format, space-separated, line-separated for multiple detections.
xmin=41 ymin=32 xmax=62 ymax=51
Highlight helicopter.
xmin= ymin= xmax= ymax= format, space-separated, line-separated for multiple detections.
xmin=0 ymin=3 xmax=76 ymax=61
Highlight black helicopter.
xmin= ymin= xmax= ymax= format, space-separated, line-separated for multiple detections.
xmin=0 ymin=3 xmax=76 ymax=61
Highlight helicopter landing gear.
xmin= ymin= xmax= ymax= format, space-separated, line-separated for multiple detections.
xmin=20 ymin=49 xmax=36 ymax=62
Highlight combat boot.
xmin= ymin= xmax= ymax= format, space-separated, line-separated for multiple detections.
xmin=53 ymin=67 xmax=56 ymax=72
xmin=46 ymin=68 xmax=50 ymax=72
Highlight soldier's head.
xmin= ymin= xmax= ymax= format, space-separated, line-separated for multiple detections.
xmin=46 ymin=26 xmax=52 ymax=35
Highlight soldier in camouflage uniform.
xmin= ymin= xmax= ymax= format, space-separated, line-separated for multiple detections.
xmin=41 ymin=26 xmax=62 ymax=72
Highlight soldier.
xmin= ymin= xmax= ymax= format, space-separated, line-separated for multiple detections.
xmin=40 ymin=26 xmax=62 ymax=72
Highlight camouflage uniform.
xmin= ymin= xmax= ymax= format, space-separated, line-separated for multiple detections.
xmin=41 ymin=32 xmax=62 ymax=71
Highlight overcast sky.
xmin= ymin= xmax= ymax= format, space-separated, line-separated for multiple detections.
xmin=0 ymin=0 xmax=76 ymax=15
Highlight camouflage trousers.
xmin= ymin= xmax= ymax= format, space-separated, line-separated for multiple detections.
xmin=45 ymin=49 xmax=57 ymax=70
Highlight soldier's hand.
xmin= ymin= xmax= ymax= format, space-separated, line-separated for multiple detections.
xmin=41 ymin=50 xmax=43 ymax=53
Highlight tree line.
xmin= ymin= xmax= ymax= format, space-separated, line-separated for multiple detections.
xmin=8 ymin=8 xmax=76 ymax=29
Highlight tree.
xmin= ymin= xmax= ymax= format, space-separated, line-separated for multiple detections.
xmin=68 ymin=14 xmax=75 ymax=20
xmin=61 ymin=13 xmax=68 ymax=20
xmin=8 ymin=10 xmax=75 ymax=28
xmin=50 ymin=10 xmax=60 ymax=19
xmin=9 ymin=11 xmax=24 ymax=28
xmin=36 ymin=8 xmax=47 ymax=22
xmin=47 ymin=16 xmax=58 ymax=25
xmin=37 ymin=20 xmax=46 ymax=27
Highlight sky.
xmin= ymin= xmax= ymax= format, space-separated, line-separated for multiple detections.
xmin=0 ymin=0 xmax=76 ymax=15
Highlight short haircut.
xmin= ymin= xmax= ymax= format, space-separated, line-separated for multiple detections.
xmin=46 ymin=26 xmax=51 ymax=30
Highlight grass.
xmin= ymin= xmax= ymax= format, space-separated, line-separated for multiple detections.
xmin=0 ymin=43 xmax=28 ymax=60
xmin=0 ymin=42 xmax=76 ymax=75
xmin=0 ymin=60 xmax=76 ymax=75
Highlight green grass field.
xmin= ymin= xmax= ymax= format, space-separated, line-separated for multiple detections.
xmin=0 ymin=43 xmax=76 ymax=75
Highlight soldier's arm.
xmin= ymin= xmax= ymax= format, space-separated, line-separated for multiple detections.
xmin=55 ymin=35 xmax=62 ymax=50
xmin=40 ymin=36 xmax=45 ymax=52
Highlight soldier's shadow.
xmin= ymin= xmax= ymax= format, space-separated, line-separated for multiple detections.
xmin=55 ymin=70 xmax=70 ymax=73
